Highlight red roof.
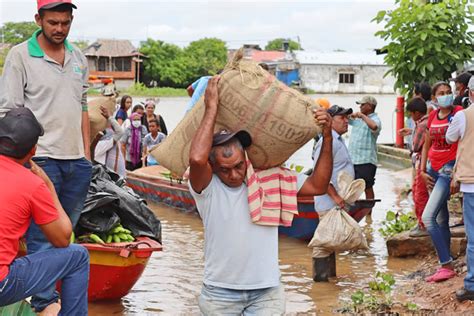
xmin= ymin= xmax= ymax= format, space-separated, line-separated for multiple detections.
xmin=249 ymin=50 xmax=286 ymax=63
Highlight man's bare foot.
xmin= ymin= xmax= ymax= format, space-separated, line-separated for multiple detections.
xmin=37 ymin=302 xmax=61 ymax=316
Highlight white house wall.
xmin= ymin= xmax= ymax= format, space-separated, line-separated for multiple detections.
xmin=299 ymin=64 xmax=396 ymax=94
xmin=115 ymin=79 xmax=135 ymax=90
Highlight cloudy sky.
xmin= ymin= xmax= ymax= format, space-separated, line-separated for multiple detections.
xmin=0 ymin=0 xmax=395 ymax=51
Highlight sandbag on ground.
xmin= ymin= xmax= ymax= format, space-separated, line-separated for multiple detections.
xmin=151 ymin=51 xmax=322 ymax=175
xmin=88 ymin=96 xmax=116 ymax=142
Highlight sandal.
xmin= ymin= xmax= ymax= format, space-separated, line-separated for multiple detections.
xmin=425 ymin=268 xmax=456 ymax=283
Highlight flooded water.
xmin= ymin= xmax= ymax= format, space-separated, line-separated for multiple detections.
xmin=88 ymin=96 xmax=422 ymax=315
xmin=123 ymin=93 xmax=399 ymax=145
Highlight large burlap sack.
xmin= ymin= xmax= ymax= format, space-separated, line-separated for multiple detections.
xmin=151 ymin=51 xmax=322 ymax=175
xmin=88 ymin=96 xmax=116 ymax=142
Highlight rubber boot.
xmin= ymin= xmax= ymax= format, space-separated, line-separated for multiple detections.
xmin=312 ymin=256 xmax=330 ymax=282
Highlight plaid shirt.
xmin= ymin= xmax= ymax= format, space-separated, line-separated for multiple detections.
xmin=348 ymin=113 xmax=382 ymax=165
xmin=411 ymin=115 xmax=428 ymax=155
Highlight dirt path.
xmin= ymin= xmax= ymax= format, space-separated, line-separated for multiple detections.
xmin=401 ymin=255 xmax=474 ymax=315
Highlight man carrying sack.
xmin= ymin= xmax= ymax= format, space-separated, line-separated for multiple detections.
xmin=188 ymin=76 xmax=334 ymax=314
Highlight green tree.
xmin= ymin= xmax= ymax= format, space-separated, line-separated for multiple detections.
xmin=1 ymin=22 xmax=39 ymax=45
xmin=0 ymin=47 xmax=10 ymax=74
xmin=140 ymin=39 xmax=187 ymax=87
xmin=184 ymin=38 xmax=227 ymax=82
xmin=373 ymin=0 xmax=474 ymax=95
xmin=140 ymin=37 xmax=227 ymax=88
xmin=265 ymin=38 xmax=301 ymax=51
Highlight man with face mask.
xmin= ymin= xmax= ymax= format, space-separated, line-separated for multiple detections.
xmin=0 ymin=0 xmax=92 ymax=313
xmin=447 ymin=76 xmax=474 ymax=301
xmin=452 ymin=72 xmax=472 ymax=108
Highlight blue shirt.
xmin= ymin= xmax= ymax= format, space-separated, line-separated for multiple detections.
xmin=186 ymin=76 xmax=211 ymax=112
xmin=348 ymin=113 xmax=381 ymax=165
xmin=143 ymin=132 xmax=166 ymax=165
xmin=115 ymin=108 xmax=128 ymax=121
xmin=312 ymin=130 xmax=354 ymax=213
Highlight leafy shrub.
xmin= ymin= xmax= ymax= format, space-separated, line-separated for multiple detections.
xmin=379 ymin=210 xmax=417 ymax=238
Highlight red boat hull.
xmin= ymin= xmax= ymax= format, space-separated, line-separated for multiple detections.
xmin=127 ymin=166 xmax=377 ymax=241
xmin=18 ymin=237 xmax=162 ymax=301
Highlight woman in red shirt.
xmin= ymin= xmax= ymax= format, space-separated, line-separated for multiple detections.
xmin=420 ymin=82 xmax=463 ymax=282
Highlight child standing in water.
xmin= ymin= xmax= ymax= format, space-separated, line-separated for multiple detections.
xmin=142 ymin=119 xmax=166 ymax=166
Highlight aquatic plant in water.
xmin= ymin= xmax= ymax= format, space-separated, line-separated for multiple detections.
xmin=378 ymin=210 xmax=417 ymax=238
xmin=338 ymin=272 xmax=418 ymax=314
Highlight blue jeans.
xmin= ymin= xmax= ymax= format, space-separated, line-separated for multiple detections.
xmin=421 ymin=160 xmax=454 ymax=265
xmin=464 ymin=192 xmax=474 ymax=291
xmin=26 ymin=157 xmax=91 ymax=311
xmin=198 ymin=283 xmax=285 ymax=316
xmin=0 ymin=244 xmax=89 ymax=315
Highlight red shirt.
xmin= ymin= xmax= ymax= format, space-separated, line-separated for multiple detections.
xmin=0 ymin=155 xmax=58 ymax=281
xmin=427 ymin=106 xmax=463 ymax=171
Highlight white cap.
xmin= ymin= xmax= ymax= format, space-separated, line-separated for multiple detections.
xmin=469 ymin=76 xmax=474 ymax=90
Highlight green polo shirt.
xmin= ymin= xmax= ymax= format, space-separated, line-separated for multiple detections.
xmin=0 ymin=29 xmax=89 ymax=159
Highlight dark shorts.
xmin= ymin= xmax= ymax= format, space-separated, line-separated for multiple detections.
xmin=354 ymin=163 xmax=377 ymax=189
xmin=126 ymin=161 xmax=143 ymax=171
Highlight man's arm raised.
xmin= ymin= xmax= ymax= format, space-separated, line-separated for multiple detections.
xmin=298 ymin=109 xmax=333 ymax=196
xmin=188 ymin=76 xmax=220 ymax=193
xmin=353 ymin=112 xmax=378 ymax=131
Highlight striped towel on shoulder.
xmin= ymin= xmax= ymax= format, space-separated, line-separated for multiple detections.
xmin=246 ymin=152 xmax=298 ymax=227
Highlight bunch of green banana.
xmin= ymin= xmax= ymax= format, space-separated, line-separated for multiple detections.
xmin=77 ymin=233 xmax=105 ymax=244
xmin=104 ymin=224 xmax=135 ymax=243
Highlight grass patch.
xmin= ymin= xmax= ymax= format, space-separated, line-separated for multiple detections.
xmin=87 ymin=89 xmax=102 ymax=96
xmin=88 ymin=83 xmax=187 ymax=97
xmin=124 ymin=83 xmax=187 ymax=97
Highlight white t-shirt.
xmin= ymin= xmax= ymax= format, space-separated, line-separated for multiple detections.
xmin=189 ymin=175 xmax=280 ymax=290
xmin=446 ymin=111 xmax=474 ymax=193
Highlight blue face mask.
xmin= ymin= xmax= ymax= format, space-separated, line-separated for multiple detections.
xmin=436 ymin=94 xmax=454 ymax=108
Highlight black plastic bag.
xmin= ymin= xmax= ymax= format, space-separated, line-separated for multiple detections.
xmin=77 ymin=164 xmax=162 ymax=243
xmin=78 ymin=208 xmax=120 ymax=234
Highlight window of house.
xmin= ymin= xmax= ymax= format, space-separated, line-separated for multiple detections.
xmin=113 ymin=57 xmax=132 ymax=72
xmin=98 ymin=57 xmax=109 ymax=71
xmin=339 ymin=73 xmax=355 ymax=84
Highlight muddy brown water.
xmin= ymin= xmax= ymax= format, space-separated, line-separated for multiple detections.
xmin=88 ymin=96 xmax=421 ymax=315
xmin=88 ymin=167 xmax=422 ymax=315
